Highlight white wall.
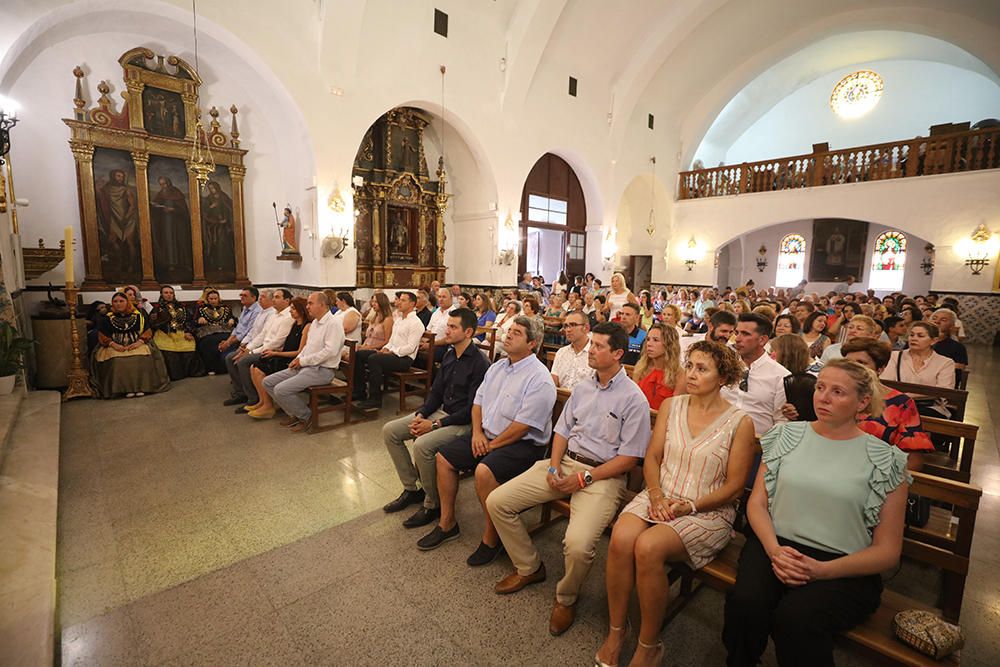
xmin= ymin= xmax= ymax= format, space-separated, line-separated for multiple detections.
xmin=722 ymin=60 xmax=1000 ymax=165
xmin=665 ymin=170 xmax=1000 ymax=292
xmin=719 ymin=219 xmax=934 ymax=295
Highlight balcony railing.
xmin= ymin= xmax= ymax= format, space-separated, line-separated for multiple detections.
xmin=678 ymin=125 xmax=1000 ymax=200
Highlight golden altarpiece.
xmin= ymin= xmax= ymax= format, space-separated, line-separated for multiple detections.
xmin=64 ymin=47 xmax=250 ymax=290
xmin=352 ymin=107 xmax=449 ymax=288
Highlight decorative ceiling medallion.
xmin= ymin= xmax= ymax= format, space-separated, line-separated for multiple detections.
xmin=830 ymin=70 xmax=884 ymax=119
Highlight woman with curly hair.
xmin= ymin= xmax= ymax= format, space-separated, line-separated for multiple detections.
xmin=596 ymin=341 xmax=756 ymax=667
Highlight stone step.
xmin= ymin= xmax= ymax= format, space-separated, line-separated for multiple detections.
xmin=0 ymin=390 xmax=61 ymax=667
xmin=0 ymin=391 xmax=26 ymax=470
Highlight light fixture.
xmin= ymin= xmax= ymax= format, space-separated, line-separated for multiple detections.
xmin=646 ymin=156 xmax=656 ymax=237
xmin=920 ymin=243 xmax=935 ymax=275
xmin=957 ymin=224 xmax=999 ymax=275
xmin=830 ymin=70 xmax=884 ymax=120
xmin=0 ymin=96 xmax=17 ymax=158
xmin=602 ymin=227 xmax=617 ymax=263
xmin=498 ymin=211 xmax=518 ymax=265
xmin=682 ymin=236 xmax=701 ymax=271
xmin=756 ymin=244 xmax=768 ymax=272
xmin=187 ymin=0 xmax=215 ymax=189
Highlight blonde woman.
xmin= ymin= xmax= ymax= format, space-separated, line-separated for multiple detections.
xmin=724 ymin=359 xmax=908 ymax=666
xmin=660 ymin=304 xmax=685 ymax=335
xmin=606 ymin=272 xmax=639 ymax=321
xmin=632 ymin=323 xmax=686 ymax=410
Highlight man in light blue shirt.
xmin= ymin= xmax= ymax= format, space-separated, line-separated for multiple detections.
xmin=418 ymin=316 xmax=556 ymax=567
xmin=212 ymin=287 xmax=260 ymax=379
xmin=487 ymin=322 xmax=651 ymax=635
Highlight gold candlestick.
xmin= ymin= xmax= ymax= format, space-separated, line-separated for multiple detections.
xmin=62 ymin=283 xmax=93 ymax=400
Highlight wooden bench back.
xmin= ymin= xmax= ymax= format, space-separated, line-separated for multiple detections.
xmin=881 ymin=379 xmax=968 ymax=421
xmin=919 ymin=416 xmax=978 ymax=483
xmin=475 ymin=326 xmax=497 ymax=362
xmin=903 ymin=472 xmax=981 ymax=622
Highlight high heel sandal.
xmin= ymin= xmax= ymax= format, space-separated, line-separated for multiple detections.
xmin=633 ymin=639 xmax=664 ymax=666
xmin=594 ymin=620 xmax=630 ymax=667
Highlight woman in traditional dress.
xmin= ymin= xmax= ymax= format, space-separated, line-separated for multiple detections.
xmin=194 ymin=289 xmax=236 ymax=374
xmin=723 ymin=360 xmax=909 ymax=666
xmin=150 ymin=285 xmax=204 ymax=380
xmin=247 ymin=297 xmax=311 ymax=419
xmin=631 ymin=322 xmax=686 ymax=410
xmin=596 ymin=341 xmax=755 ymax=667
xmin=90 ymin=292 xmax=170 ymax=398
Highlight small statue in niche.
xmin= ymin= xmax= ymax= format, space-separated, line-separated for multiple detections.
xmin=273 ymin=202 xmax=299 ymax=256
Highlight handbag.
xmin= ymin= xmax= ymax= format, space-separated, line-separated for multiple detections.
xmin=892 ymin=609 xmax=964 ymax=659
xmin=905 ymin=494 xmax=931 ymax=528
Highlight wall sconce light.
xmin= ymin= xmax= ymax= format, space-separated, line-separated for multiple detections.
xmin=497 ymin=211 xmax=518 ymax=265
xmin=327 ymin=187 xmax=346 ymax=214
xmin=0 ymin=95 xmax=19 ymax=158
xmin=756 ymin=244 xmax=768 ymax=272
xmin=602 ymin=227 xmax=618 ymax=263
xmin=682 ymin=236 xmax=701 ymax=271
xmin=957 ymin=224 xmax=999 ymax=275
xmin=920 ymin=243 xmax=935 ymax=275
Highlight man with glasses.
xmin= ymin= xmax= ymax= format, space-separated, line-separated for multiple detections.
xmin=721 ymin=313 xmax=788 ymax=436
xmin=551 ymin=311 xmax=591 ymax=390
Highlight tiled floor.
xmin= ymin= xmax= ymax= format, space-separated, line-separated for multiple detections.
xmin=57 ymin=346 xmax=1000 ymax=666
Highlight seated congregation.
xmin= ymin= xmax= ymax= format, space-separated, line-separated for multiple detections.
xmin=83 ymin=275 xmax=978 ymax=665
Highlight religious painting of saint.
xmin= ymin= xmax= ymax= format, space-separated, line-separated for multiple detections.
xmin=147 ymin=156 xmax=194 ymax=283
xmin=200 ymin=167 xmax=237 ymax=283
xmin=142 ymin=87 xmax=185 ymax=139
xmin=92 ymin=148 xmax=142 ymax=284
xmin=387 ymin=206 xmax=415 ymax=263
xmin=809 ymin=219 xmax=869 ymax=282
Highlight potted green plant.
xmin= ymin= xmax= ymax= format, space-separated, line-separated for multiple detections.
xmin=0 ymin=321 xmax=33 ymax=395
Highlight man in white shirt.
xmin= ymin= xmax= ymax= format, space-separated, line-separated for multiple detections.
xmin=720 ymin=313 xmax=788 ymax=436
xmin=262 ymin=292 xmax=346 ymax=432
xmin=229 ymin=288 xmax=294 ymax=412
xmin=224 ymin=289 xmax=274 ymax=406
xmin=353 ymin=291 xmax=426 ymax=410
xmin=421 ymin=288 xmax=457 ymax=364
xmin=679 ymin=310 xmax=737 ymax=356
xmin=550 ymin=311 xmax=592 ymax=391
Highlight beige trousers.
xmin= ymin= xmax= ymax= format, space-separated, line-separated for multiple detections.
xmin=486 ymin=456 xmax=626 ymax=606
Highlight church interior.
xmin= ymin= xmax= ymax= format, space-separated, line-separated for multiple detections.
xmin=1 ymin=1 xmax=1000 ymax=665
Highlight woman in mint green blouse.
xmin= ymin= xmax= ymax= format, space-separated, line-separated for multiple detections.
xmin=723 ymin=358 xmax=909 ymax=667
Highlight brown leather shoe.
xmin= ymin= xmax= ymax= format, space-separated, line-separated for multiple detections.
xmin=290 ymin=418 xmax=314 ymax=433
xmin=548 ymin=600 xmax=576 ymax=636
xmin=494 ymin=562 xmax=546 ymax=595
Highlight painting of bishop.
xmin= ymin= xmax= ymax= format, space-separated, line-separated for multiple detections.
xmin=200 ymin=167 xmax=237 ymax=283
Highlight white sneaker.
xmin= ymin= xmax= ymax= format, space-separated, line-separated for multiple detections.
xmin=135 ymin=392 xmax=145 ymax=397
xmin=207 ymin=371 xmax=217 ymax=376
xmin=125 ymin=392 xmax=136 ymax=398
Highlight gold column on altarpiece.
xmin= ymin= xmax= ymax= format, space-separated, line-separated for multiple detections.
xmin=229 ymin=164 xmax=250 ymax=284
xmin=69 ymin=140 xmax=101 ymax=285
xmin=130 ymin=150 xmax=156 ymax=287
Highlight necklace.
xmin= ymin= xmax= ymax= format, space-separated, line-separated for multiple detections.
xmin=110 ymin=311 xmax=138 ymax=331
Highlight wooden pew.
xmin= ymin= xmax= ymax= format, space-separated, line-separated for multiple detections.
xmin=920 ymin=416 xmax=978 ymax=484
xmin=671 ymin=472 xmax=981 ymax=666
xmin=389 ymin=331 xmax=436 ymax=414
xmin=307 ymin=340 xmax=359 ymax=432
xmin=882 ymin=379 xmax=968 ymax=422
xmin=475 ymin=326 xmax=497 ymax=362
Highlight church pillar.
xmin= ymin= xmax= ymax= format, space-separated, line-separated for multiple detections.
xmin=130 ymin=150 xmax=156 ymax=288
xmin=69 ymin=141 xmax=101 ymax=286
xmin=184 ymin=164 xmax=206 ymax=286
xmin=228 ymin=164 xmax=250 ymax=286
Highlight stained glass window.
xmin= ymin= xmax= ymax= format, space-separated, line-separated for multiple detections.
xmin=776 ymin=234 xmax=806 ymax=287
xmin=869 ymin=231 xmax=906 ymax=290
xmin=830 ymin=70 xmax=884 ymax=119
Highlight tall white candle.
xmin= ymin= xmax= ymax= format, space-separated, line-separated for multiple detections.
xmin=64 ymin=226 xmax=74 ymax=285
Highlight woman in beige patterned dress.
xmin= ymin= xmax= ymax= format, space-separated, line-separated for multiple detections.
xmin=595 ymin=340 xmax=756 ymax=667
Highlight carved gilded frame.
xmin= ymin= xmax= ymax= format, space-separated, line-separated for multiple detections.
xmin=63 ymin=47 xmax=249 ymax=290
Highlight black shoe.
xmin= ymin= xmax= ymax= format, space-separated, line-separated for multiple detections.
xmin=417 ymin=524 xmax=460 ymax=551
xmin=402 ymin=506 xmax=440 ymax=529
xmin=383 ymin=489 xmax=425 ymax=513
xmin=467 ymin=541 xmax=505 ymax=567
xmin=326 ymin=395 xmax=344 ymax=405
xmin=223 ymin=395 xmax=247 ymax=406
xmin=358 ymin=398 xmax=382 ymax=411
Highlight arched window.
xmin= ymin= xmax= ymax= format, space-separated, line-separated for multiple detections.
xmin=869 ymin=231 xmax=906 ymax=291
xmin=775 ymin=234 xmax=806 ymax=287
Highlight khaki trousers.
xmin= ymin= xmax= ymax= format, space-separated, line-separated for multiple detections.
xmin=382 ymin=410 xmax=470 ymax=509
xmin=486 ymin=457 xmax=626 ymax=606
